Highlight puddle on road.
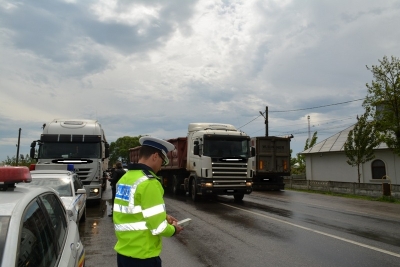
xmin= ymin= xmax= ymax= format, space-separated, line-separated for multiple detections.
xmin=85 ymin=199 xmax=109 ymax=218
xmin=79 ymin=199 xmax=111 ymax=240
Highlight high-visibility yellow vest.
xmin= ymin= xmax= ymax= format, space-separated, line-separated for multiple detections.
xmin=113 ymin=167 xmax=175 ymax=259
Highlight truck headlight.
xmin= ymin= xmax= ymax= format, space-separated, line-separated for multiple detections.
xmin=90 ymin=188 xmax=99 ymax=193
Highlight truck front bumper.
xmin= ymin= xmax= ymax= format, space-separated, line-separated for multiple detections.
xmin=200 ymin=180 xmax=252 ymax=195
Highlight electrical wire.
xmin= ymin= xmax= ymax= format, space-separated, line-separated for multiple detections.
xmin=268 ymin=98 xmax=365 ymax=113
xmin=237 ymin=98 xmax=364 ymax=130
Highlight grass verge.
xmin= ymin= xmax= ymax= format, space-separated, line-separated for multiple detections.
xmin=285 ymin=188 xmax=400 ymax=204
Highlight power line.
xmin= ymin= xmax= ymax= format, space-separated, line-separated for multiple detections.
xmin=268 ymin=98 xmax=365 ymax=113
xmin=238 ymin=114 xmax=263 ymax=129
xmin=247 ymin=115 xmax=356 ymax=136
xmin=275 ymin=122 xmax=355 ymax=136
xmin=269 ymin=115 xmax=355 ymax=130
xmin=238 ymin=98 xmax=364 ymax=129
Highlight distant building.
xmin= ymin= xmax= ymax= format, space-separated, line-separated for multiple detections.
xmin=300 ymin=125 xmax=399 ymax=185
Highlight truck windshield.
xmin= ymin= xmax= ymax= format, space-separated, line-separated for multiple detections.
xmin=38 ymin=143 xmax=101 ymax=159
xmin=202 ymin=137 xmax=250 ymax=158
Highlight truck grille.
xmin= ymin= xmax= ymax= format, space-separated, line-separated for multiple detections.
xmin=75 ymin=168 xmax=92 ymax=180
xmin=211 ymin=162 xmax=248 ymax=178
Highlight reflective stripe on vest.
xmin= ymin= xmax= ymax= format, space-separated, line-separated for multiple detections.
xmin=115 ymin=219 xmax=169 ymax=235
xmin=142 ymin=204 xmax=165 ymax=218
xmin=113 ymin=203 xmax=165 ymax=218
xmin=114 ymin=174 xmax=168 ymax=234
xmin=114 ymin=221 xmax=147 ymax=231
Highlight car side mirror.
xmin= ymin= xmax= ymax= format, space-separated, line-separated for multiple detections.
xmin=76 ymin=188 xmax=86 ymax=194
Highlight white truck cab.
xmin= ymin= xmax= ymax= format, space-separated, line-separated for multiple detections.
xmin=30 ymin=119 xmax=109 ymax=202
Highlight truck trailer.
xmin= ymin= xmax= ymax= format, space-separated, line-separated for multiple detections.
xmin=129 ymin=123 xmax=253 ymax=201
xmin=250 ymin=136 xmax=291 ymax=190
xmin=30 ymin=119 xmax=110 ymax=202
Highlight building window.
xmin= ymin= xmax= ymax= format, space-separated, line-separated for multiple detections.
xmin=371 ymin=159 xmax=386 ymax=179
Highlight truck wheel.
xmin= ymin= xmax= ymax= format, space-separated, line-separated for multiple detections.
xmin=172 ymin=175 xmax=180 ymax=195
xmin=234 ymin=194 xmax=244 ymax=202
xmin=191 ymin=179 xmax=199 ymax=202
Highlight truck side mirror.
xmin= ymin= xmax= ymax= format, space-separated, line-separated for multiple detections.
xmin=251 ymin=147 xmax=255 ymax=157
xmin=193 ymin=141 xmax=199 ymax=156
xmin=30 ymin=141 xmax=36 ymax=158
xmin=105 ymin=142 xmax=110 ymax=158
xmin=30 ymin=147 xmax=35 ymax=158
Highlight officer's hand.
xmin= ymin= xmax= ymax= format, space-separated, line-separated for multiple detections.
xmin=172 ymin=221 xmax=183 ymax=235
xmin=166 ymin=214 xmax=178 ymax=224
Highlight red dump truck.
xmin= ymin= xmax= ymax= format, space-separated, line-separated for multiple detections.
xmin=129 ymin=123 xmax=253 ymax=201
xmin=250 ymin=136 xmax=291 ymax=190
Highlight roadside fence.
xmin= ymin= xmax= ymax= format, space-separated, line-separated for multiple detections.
xmin=283 ymin=176 xmax=400 ymax=199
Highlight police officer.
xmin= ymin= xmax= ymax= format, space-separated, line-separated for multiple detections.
xmin=113 ymin=136 xmax=183 ymax=267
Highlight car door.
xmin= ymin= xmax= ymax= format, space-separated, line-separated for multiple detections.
xmin=18 ymin=196 xmax=59 ymax=266
xmin=72 ymin=174 xmax=86 ymax=221
xmin=40 ymin=192 xmax=82 ymax=267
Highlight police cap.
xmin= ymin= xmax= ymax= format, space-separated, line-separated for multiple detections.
xmin=139 ymin=136 xmax=175 ymax=165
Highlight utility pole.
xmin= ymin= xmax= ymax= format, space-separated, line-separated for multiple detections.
xmin=259 ymin=106 xmax=268 ymax=136
xmin=307 ymin=115 xmax=311 ymax=141
xmin=16 ymin=128 xmax=21 ymax=166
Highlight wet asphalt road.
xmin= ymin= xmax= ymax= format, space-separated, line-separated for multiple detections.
xmin=79 ymin=186 xmax=400 ymax=267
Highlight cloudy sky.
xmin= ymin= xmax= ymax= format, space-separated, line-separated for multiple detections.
xmin=1 ymin=0 xmax=399 ymax=162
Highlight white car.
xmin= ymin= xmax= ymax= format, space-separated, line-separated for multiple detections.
xmin=0 ymin=166 xmax=85 ymax=267
xmin=29 ymin=164 xmax=87 ymax=224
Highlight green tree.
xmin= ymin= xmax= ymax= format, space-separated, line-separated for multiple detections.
xmin=109 ymin=136 xmax=141 ymax=166
xmin=290 ymin=149 xmax=297 ymax=173
xmin=293 ymin=132 xmax=318 ymax=174
xmin=363 ymin=55 xmax=400 ymax=156
xmin=344 ymin=111 xmax=380 ymax=183
xmin=1 ymin=154 xmax=36 ymax=167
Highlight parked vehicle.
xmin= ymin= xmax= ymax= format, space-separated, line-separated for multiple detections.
xmin=28 ymin=163 xmax=87 ymax=224
xmin=0 ymin=166 xmax=85 ymax=267
xmin=250 ymin=136 xmax=291 ymax=190
xmin=30 ymin=119 xmax=110 ymax=202
xmin=130 ymin=123 xmax=253 ymax=201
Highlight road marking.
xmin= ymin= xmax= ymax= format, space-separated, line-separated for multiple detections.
xmin=220 ymin=203 xmax=400 ymax=258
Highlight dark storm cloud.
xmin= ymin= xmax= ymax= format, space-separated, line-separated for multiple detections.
xmin=0 ymin=1 xmax=82 ymax=61
xmin=0 ymin=0 xmax=198 ymax=75
xmin=85 ymin=0 xmax=198 ymax=52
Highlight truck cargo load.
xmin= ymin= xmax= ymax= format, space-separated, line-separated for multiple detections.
xmin=250 ymin=136 xmax=291 ymax=190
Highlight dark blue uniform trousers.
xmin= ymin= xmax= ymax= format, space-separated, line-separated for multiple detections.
xmin=117 ymin=253 xmax=162 ymax=267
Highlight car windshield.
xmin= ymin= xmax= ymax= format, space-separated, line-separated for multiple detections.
xmin=30 ymin=178 xmax=73 ymax=197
